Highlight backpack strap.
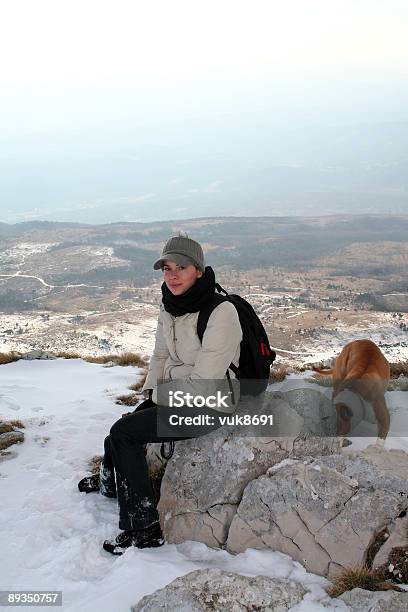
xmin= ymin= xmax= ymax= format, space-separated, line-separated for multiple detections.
xmin=160 ymin=441 xmax=174 ymax=460
xmin=197 ymin=287 xmax=241 ymax=400
xmin=197 ymin=291 xmax=229 ymax=343
xmin=215 ymin=282 xmax=228 ymax=296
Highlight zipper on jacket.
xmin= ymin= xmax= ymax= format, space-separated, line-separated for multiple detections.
xmin=171 ymin=316 xmax=181 ymax=361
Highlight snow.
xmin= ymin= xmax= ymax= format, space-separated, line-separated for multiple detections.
xmin=0 ymin=306 xmax=158 ymax=357
xmin=272 ymin=312 xmax=408 ymax=367
xmin=3 ymin=243 xmax=59 ymax=258
xmin=0 ymin=359 xmax=345 ymax=611
xmin=286 ymin=311 xmax=311 ymax=319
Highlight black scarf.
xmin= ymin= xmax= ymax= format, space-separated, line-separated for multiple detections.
xmin=161 ymin=266 xmax=216 ymax=317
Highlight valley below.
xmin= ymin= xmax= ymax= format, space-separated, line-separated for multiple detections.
xmin=0 ymin=215 xmax=407 ymax=366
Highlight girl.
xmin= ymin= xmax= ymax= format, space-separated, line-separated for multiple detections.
xmin=78 ymin=235 xmax=242 ymax=555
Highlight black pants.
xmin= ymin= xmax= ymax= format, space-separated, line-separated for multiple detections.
xmin=101 ymin=399 xmax=227 ymax=531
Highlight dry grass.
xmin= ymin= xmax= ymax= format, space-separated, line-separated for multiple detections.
xmin=128 ymin=372 xmax=147 ymax=392
xmin=269 ymin=364 xmax=291 ymax=383
xmin=54 ymin=351 xmax=81 ymax=359
xmin=1 ymin=350 xmax=148 ymax=368
xmin=115 ymin=393 xmax=139 ymax=407
xmin=0 ymin=420 xmax=25 ymax=434
xmin=389 ymin=361 xmax=408 ymax=379
xmin=84 ymin=352 xmax=148 ymax=368
xmin=8 ymin=419 xmax=25 ymax=429
xmin=115 ymin=373 xmax=147 ymax=405
xmin=0 ymin=352 xmax=21 ymax=365
xmin=306 ymin=373 xmax=334 ymax=387
xmin=55 ymin=351 xmax=148 ymax=368
xmin=327 ymin=565 xmax=402 ymax=598
xmin=0 ymin=422 xmax=15 ymax=434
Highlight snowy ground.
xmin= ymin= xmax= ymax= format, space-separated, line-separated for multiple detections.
xmin=0 ymin=305 xmax=159 ymax=357
xmin=0 ymin=360 xmax=406 ymax=611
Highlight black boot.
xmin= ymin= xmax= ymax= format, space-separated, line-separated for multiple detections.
xmin=78 ymin=474 xmax=100 ymax=493
xmin=103 ymin=522 xmax=165 ymax=555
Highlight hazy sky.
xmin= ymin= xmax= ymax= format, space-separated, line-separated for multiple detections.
xmin=1 ymin=1 xmax=408 ymax=222
xmin=2 ymin=0 xmax=408 ymax=133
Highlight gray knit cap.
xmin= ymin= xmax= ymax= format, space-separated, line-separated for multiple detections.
xmin=153 ymin=236 xmax=205 ymax=272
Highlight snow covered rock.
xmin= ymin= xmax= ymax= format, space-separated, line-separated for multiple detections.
xmin=131 ymin=568 xmax=308 ymax=612
xmin=388 ymin=375 xmax=408 ymax=391
xmin=0 ymin=430 xmax=24 ymax=451
xmin=0 ymin=422 xmax=17 ymax=434
xmin=21 ymin=350 xmax=57 ymax=360
xmin=158 ymin=388 xmax=341 ymax=548
xmin=338 ymin=587 xmax=408 ymax=611
xmin=265 ymin=387 xmax=337 ymax=442
xmin=226 ymin=448 xmax=408 ymax=578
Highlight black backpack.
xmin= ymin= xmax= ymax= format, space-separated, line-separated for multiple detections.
xmin=159 ymin=283 xmax=276 ymax=460
xmin=197 ymin=283 xmax=276 ymax=396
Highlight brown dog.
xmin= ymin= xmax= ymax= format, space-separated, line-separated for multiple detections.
xmin=313 ymin=339 xmax=390 ymax=442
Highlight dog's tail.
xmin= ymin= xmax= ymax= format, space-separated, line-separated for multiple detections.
xmin=312 ymin=365 xmax=333 ymax=375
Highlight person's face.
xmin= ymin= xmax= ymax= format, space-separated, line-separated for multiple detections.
xmin=163 ymin=260 xmax=203 ymax=295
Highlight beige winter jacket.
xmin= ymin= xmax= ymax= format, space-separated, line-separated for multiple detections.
xmin=142 ymin=301 xmax=242 ymax=412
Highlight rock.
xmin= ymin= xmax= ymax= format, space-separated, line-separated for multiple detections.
xmin=158 ymin=388 xmax=341 ymax=547
xmin=21 ymin=350 xmax=56 ymax=360
xmin=338 ymin=587 xmax=408 ymax=611
xmin=276 ymin=388 xmax=335 ymax=438
xmin=102 ymin=361 xmax=116 ymax=368
xmin=0 ymin=431 xmax=24 ymax=451
xmin=131 ymin=568 xmax=308 ymax=612
xmin=0 ymin=423 xmax=15 ymax=434
xmin=350 ymin=445 xmax=408 ymax=480
xmin=388 ymin=376 xmax=408 ymax=391
xmin=226 ymin=451 xmax=408 ymax=578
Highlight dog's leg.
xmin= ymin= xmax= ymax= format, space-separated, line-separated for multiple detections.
xmin=371 ymin=394 xmax=390 ymax=443
xmin=335 ymin=402 xmax=353 ymax=436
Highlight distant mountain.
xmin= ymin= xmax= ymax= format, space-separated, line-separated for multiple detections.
xmin=1 ymin=121 xmax=407 ymax=224
xmin=2 ymin=214 xmax=408 ymax=277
